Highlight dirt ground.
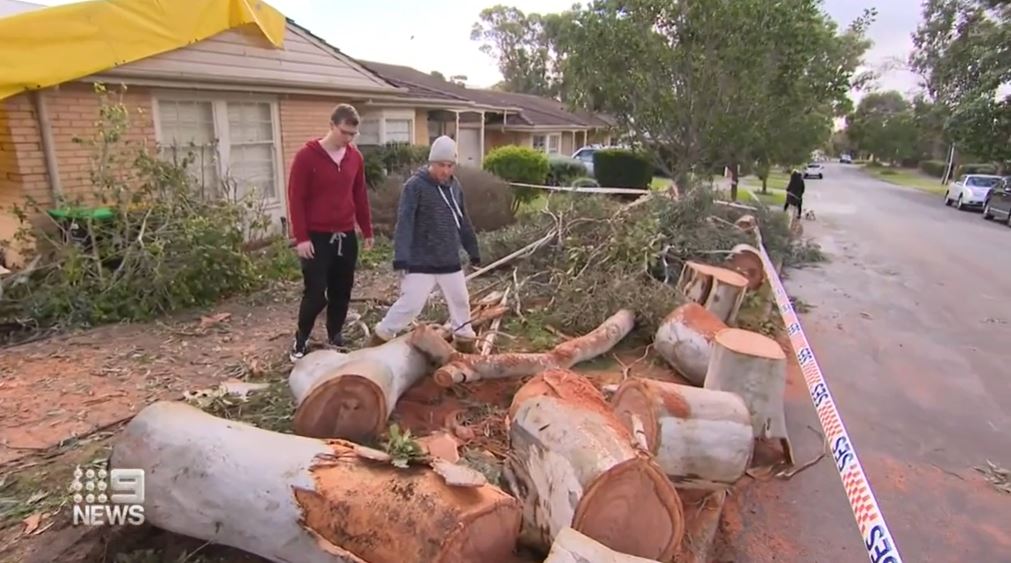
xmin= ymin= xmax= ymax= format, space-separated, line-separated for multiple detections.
xmin=1 ymin=261 xmax=751 ymax=563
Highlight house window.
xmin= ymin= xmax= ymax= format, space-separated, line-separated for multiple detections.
xmin=547 ymin=134 xmax=561 ymax=155
xmin=385 ymin=119 xmax=413 ymax=144
xmin=532 ymin=134 xmax=546 ymax=152
xmin=359 ymin=118 xmax=381 ymax=146
xmin=155 ymin=96 xmax=281 ymax=203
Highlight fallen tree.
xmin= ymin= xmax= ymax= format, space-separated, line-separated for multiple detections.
xmin=504 ymin=369 xmax=684 ymax=561
xmin=676 ymin=262 xmax=750 ymax=325
xmin=545 ymin=527 xmax=661 ymax=563
xmin=704 ymin=328 xmax=794 ymax=464
xmin=408 ymin=309 xmax=635 ymax=387
xmin=288 ymin=335 xmax=432 ymax=441
xmin=725 ymin=243 xmax=766 ymax=290
xmin=653 ymin=303 xmax=727 ymax=386
xmin=611 ymin=378 xmax=754 ymax=490
xmin=111 ymin=401 xmax=522 ymax=563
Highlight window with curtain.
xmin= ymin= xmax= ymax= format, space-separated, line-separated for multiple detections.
xmin=156 ymin=100 xmax=219 ymax=195
xmin=384 ymin=119 xmax=412 ymax=143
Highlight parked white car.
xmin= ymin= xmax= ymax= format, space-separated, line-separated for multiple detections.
xmin=945 ymin=174 xmax=1004 ymax=211
xmin=803 ymin=163 xmax=824 ymax=179
xmin=571 ymin=146 xmax=598 ymax=175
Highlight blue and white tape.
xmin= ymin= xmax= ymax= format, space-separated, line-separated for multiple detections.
xmin=756 ymin=239 xmax=904 ymax=563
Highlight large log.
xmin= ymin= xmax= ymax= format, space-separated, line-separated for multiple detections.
xmin=611 ymin=378 xmax=754 ymax=490
xmin=704 ymin=328 xmax=792 ymax=462
xmin=544 ymin=527 xmax=661 ymax=563
xmin=111 ymin=401 xmax=521 ymax=563
xmin=725 ymin=243 xmax=766 ymax=290
xmin=701 ymin=266 xmax=749 ymax=325
xmin=504 ymin=369 xmax=684 ymax=560
xmin=289 ymin=335 xmax=432 ymax=441
xmin=409 ymin=309 xmax=635 ymax=387
xmin=675 ymin=261 xmax=714 ymax=304
xmin=653 ymin=303 xmax=727 ymax=386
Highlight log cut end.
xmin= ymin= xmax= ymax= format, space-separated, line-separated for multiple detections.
xmin=574 ymin=456 xmax=685 ymax=561
xmin=293 ymin=363 xmax=388 ymax=442
xmin=296 ymin=440 xmax=522 ymax=563
xmin=664 ymin=303 xmax=727 ymax=341
xmin=707 ymin=265 xmax=749 ymax=289
xmin=726 ymin=244 xmax=766 ymax=290
xmin=508 ymin=369 xmax=623 ymax=437
xmin=610 ymin=379 xmax=663 ymax=452
xmin=714 ymin=328 xmax=785 ymax=360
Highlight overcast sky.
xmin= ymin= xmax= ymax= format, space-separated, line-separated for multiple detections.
xmin=30 ymin=0 xmax=926 ymax=100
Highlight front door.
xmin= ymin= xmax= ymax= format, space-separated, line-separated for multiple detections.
xmin=457 ymin=127 xmax=482 ymax=168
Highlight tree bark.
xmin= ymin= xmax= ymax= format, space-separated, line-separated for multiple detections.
xmin=676 ymin=261 xmax=715 ymax=305
xmin=544 ymin=527 xmax=661 ymax=563
xmin=725 ymin=243 xmax=766 ymax=291
xmin=288 ymin=335 xmax=432 ymax=441
xmin=701 ymin=266 xmax=749 ymax=325
xmin=409 ymin=310 xmax=635 ymax=387
xmin=504 ymin=369 xmax=684 ymax=561
xmin=611 ymin=378 xmax=754 ymax=490
xmin=111 ymin=402 xmax=522 ymax=563
xmin=653 ymin=303 xmax=727 ymax=386
xmin=703 ymin=328 xmax=792 ymax=462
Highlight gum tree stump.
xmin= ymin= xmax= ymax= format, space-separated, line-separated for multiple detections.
xmin=111 ymin=401 xmax=522 ymax=563
xmin=701 ymin=266 xmax=750 ymax=325
xmin=676 ymin=261 xmax=715 ymax=304
xmin=409 ymin=310 xmax=635 ymax=387
xmin=654 ymin=303 xmax=728 ymax=386
xmin=704 ymin=328 xmax=793 ymax=462
xmin=544 ymin=527 xmax=661 ymax=563
xmin=504 ymin=369 xmax=684 ymax=561
xmin=611 ymin=378 xmax=754 ymax=490
xmin=289 ymin=335 xmax=431 ymax=441
xmin=725 ymin=243 xmax=766 ymax=290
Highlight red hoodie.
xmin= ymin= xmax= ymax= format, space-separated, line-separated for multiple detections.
xmin=286 ymin=139 xmax=373 ymax=243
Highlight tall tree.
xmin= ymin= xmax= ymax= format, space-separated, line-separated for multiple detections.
xmin=846 ymin=91 xmax=919 ymax=164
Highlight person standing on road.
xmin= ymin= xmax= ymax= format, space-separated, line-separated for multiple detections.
xmin=287 ymin=103 xmax=374 ymax=361
xmin=784 ymin=170 xmax=806 ymax=219
xmin=371 ymin=135 xmax=481 ymax=352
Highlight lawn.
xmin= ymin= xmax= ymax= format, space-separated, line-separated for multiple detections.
xmin=747 ymin=189 xmax=787 ymax=207
xmin=863 ymin=166 xmax=949 ymax=196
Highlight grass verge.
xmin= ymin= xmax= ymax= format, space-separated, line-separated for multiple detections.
xmin=863 ymin=166 xmax=949 ymax=196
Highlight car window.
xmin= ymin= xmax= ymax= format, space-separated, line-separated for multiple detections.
xmin=966 ymin=177 xmax=1001 ymax=188
xmin=576 ymin=151 xmax=594 ymax=162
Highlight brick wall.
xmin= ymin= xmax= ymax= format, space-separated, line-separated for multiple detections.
xmin=485 ymin=130 xmax=530 ymax=151
xmin=278 ymin=95 xmax=342 ymax=182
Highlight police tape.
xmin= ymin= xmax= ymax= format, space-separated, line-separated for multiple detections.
xmin=755 ymin=236 xmax=904 ymax=563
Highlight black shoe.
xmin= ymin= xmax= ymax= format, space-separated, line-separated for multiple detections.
xmin=290 ymin=335 xmax=309 ymax=362
xmin=327 ymin=333 xmax=347 ymax=351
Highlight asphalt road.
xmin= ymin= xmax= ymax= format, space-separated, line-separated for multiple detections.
xmin=725 ymin=164 xmax=1011 ymax=562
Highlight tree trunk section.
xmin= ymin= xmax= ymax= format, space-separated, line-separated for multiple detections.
xmin=504 ymin=369 xmax=684 ymax=561
xmin=111 ymin=402 xmax=522 ymax=563
xmin=676 ymin=261 xmax=715 ymax=304
xmin=409 ymin=310 xmax=635 ymax=387
xmin=611 ymin=378 xmax=754 ymax=490
xmin=544 ymin=527 xmax=661 ymax=563
xmin=653 ymin=303 xmax=727 ymax=386
xmin=701 ymin=266 xmax=749 ymax=325
xmin=704 ymin=329 xmax=790 ymax=447
xmin=289 ymin=335 xmax=432 ymax=441
xmin=725 ymin=244 xmax=765 ymax=290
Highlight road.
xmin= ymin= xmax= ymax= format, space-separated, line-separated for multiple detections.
xmin=724 ymin=163 xmax=1011 ymax=562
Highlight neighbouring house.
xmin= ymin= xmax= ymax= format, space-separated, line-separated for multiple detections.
xmin=356 ymin=61 xmax=617 ymax=162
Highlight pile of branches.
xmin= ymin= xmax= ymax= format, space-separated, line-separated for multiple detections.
xmin=478 ymin=186 xmax=780 ymax=336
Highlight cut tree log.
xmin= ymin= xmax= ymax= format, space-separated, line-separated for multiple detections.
xmin=289 ymin=335 xmax=432 ymax=441
xmin=676 ymin=261 xmax=715 ymax=304
xmin=111 ymin=401 xmax=521 ymax=563
xmin=409 ymin=309 xmax=635 ymax=387
xmin=704 ymin=328 xmax=793 ymax=464
xmin=544 ymin=527 xmax=661 ymax=563
xmin=504 ymin=369 xmax=684 ymax=560
xmin=734 ymin=214 xmax=757 ymax=233
xmin=653 ymin=303 xmax=728 ymax=386
xmin=701 ymin=266 xmax=749 ymax=325
xmin=611 ymin=378 xmax=754 ymax=490
xmin=725 ymin=243 xmax=766 ymax=290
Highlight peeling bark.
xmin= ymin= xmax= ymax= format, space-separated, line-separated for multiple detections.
xmin=545 ymin=528 xmax=661 ymax=563
xmin=409 ymin=310 xmax=636 ymax=387
xmin=654 ymin=303 xmax=727 ymax=386
xmin=504 ymin=369 xmax=684 ymax=560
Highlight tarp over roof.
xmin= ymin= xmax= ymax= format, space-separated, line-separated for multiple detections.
xmin=0 ymin=0 xmax=286 ymax=101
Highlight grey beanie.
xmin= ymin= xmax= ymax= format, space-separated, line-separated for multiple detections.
xmin=428 ymin=135 xmax=458 ymax=163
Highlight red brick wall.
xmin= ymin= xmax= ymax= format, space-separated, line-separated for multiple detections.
xmin=278 ymin=95 xmax=343 ymax=182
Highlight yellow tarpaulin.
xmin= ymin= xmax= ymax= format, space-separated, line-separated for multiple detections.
xmin=0 ymin=0 xmax=286 ymax=101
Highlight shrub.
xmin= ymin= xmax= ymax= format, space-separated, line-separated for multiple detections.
xmin=361 ymin=143 xmax=430 ymax=189
xmin=369 ymin=176 xmax=404 ymax=237
xmin=593 ymin=148 xmax=653 ymax=189
xmin=547 ymin=155 xmax=588 ymax=186
xmin=483 ymin=145 xmax=550 ymax=211
xmin=958 ymin=163 xmax=998 ymax=175
xmin=571 ymin=177 xmax=600 ymax=188
xmin=363 ymin=151 xmax=387 ymax=189
xmin=919 ymin=160 xmax=949 ymax=178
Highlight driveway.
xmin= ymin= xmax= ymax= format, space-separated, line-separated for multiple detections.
xmin=725 ymin=163 xmax=1011 ymax=562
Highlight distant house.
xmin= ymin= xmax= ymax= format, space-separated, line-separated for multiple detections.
xmin=357 ymin=61 xmax=616 ymax=163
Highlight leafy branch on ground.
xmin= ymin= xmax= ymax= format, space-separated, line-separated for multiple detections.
xmin=382 ymin=424 xmax=426 ymax=468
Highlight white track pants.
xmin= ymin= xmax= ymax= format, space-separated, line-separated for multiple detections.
xmin=375 ymin=271 xmax=475 ymax=340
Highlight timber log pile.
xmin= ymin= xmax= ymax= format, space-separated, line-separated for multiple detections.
xmin=111 ymin=195 xmax=800 ymax=563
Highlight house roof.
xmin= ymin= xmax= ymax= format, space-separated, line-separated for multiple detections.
xmin=358 ymin=59 xmax=614 ymax=130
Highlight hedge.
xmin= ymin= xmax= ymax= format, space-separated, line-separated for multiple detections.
xmin=547 ymin=155 xmax=588 ymax=186
xmin=958 ymin=163 xmax=998 ymax=175
xmin=919 ymin=160 xmax=949 ymax=178
xmin=593 ymin=148 xmax=653 ymax=189
xmin=482 ymin=145 xmax=550 ymax=211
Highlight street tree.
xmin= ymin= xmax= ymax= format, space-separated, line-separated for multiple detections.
xmin=846 ymin=91 xmax=919 ymax=164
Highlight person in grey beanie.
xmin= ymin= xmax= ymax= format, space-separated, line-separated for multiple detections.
xmin=370 ymin=135 xmax=481 ymax=352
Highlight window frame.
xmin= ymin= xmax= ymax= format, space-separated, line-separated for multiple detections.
xmin=151 ymin=91 xmax=285 ymax=208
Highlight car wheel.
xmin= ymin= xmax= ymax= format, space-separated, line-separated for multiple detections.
xmin=956 ymin=195 xmax=964 ymax=210
xmin=983 ymin=202 xmax=994 ymax=220
xmin=1006 ymin=212 xmax=1011 ymax=227
xmin=818 ymin=174 xmax=823 ymax=179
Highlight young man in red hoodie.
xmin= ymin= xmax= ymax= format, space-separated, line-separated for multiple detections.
xmin=287 ymin=104 xmax=374 ymax=360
